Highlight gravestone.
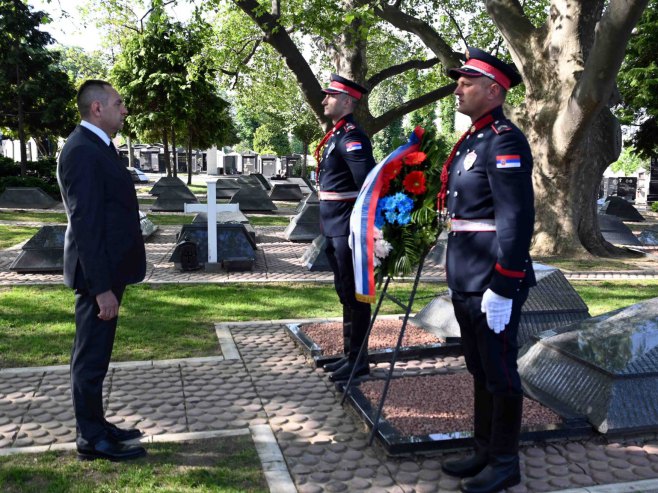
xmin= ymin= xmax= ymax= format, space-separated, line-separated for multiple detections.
xmin=600 ymin=196 xmax=645 ymax=222
xmin=242 ymin=152 xmax=258 ymax=174
xmin=301 ymin=235 xmax=332 ymax=271
xmin=149 ymin=176 xmax=186 ymax=195
xmin=237 ymin=174 xmax=266 ymax=190
xmin=598 ymin=214 xmax=642 ymax=246
xmin=251 ymin=173 xmax=271 ymax=191
xmin=229 ymin=185 xmax=277 ymax=212
xmin=601 ymin=177 xmax=638 ymax=202
xmin=127 ymin=167 xmax=149 ymax=183
xmin=639 ymin=225 xmax=658 ymax=245
xmin=261 ymin=155 xmax=276 ymax=177
xmin=648 ymin=156 xmax=658 ymax=205
xmin=519 ymin=297 xmax=658 ymax=434
xmin=9 ymin=225 xmax=65 ymax=273
xmin=411 ymin=264 xmax=590 ymax=347
xmin=284 ymin=200 xmax=320 ymax=242
xmin=215 ymin=177 xmax=241 ymax=199
xmin=0 ymin=187 xmax=58 ymax=209
xmin=269 ymin=183 xmax=304 ymax=201
xmin=287 ymin=176 xmax=316 ymax=195
xmin=151 ymin=186 xmax=199 ymax=212
xmin=193 ymin=211 xmax=256 ymax=244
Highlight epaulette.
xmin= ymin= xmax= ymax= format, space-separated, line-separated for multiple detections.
xmin=491 ymin=120 xmax=512 ymax=135
xmin=344 ymin=122 xmax=357 ymax=132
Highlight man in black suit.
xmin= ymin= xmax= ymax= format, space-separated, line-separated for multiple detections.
xmin=57 ymin=80 xmax=147 ymax=461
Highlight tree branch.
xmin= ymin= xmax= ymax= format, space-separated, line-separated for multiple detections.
xmin=368 ymin=58 xmax=440 ymax=89
xmin=484 ymin=0 xmax=536 ymax=68
xmin=368 ymin=83 xmax=456 ymax=134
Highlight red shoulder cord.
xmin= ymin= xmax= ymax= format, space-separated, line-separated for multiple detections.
xmin=314 ymin=118 xmax=347 ymax=182
xmin=437 ymin=114 xmax=495 ymax=216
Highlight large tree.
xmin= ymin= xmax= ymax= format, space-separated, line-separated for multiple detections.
xmin=222 ymin=0 xmax=649 ymax=256
xmin=0 ymin=0 xmax=76 ymax=171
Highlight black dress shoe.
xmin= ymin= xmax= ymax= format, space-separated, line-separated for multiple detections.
xmin=328 ymin=360 xmax=369 ymax=382
xmin=77 ymin=438 xmax=147 ymax=462
xmin=460 ymin=456 xmax=520 ymax=493
xmin=106 ymin=423 xmax=143 ymax=442
xmin=323 ymin=357 xmax=348 ymax=372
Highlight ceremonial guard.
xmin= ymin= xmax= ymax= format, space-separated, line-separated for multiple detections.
xmin=438 ymin=49 xmax=536 ymax=493
xmin=315 ymin=74 xmax=376 ymax=382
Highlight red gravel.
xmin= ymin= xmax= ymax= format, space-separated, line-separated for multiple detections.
xmin=302 ymin=318 xmax=444 ymax=356
xmin=359 ymin=372 xmax=562 ymax=436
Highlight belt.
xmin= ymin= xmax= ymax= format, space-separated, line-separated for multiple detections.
xmin=318 ymin=191 xmax=359 ymax=201
xmin=447 ymin=218 xmax=496 ymax=232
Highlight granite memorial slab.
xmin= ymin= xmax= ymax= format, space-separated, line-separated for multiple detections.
xmin=301 ymin=234 xmax=332 ymax=271
xmin=598 ymin=213 xmax=642 ymax=246
xmin=251 ymin=173 xmax=271 ymax=191
xmin=0 ymin=187 xmax=58 ymax=209
xmin=284 ymin=201 xmax=321 ymax=242
xmin=237 ymin=174 xmax=266 ymax=190
xmin=269 ymin=183 xmax=304 ymax=201
xmin=287 ymin=177 xmax=316 ymax=195
xmin=127 ymin=167 xmax=149 ymax=183
xmin=170 ymin=222 xmax=256 ymax=270
xmin=600 ymin=196 xmax=645 ymax=222
xmin=519 ymin=297 xmax=658 ymax=434
xmin=9 ymin=225 xmax=65 ymax=273
xmin=295 ymin=191 xmax=318 ymax=213
xmin=639 ymin=225 xmax=658 ymax=245
xmin=151 ymin=187 xmax=199 ymax=212
xmin=411 ymin=264 xmax=590 ymax=347
xmin=192 ymin=211 xmax=255 ymax=244
xmin=229 ymin=185 xmax=277 ymax=212
xmin=149 ymin=176 xmax=186 ymax=195
xmin=215 ymin=177 xmax=241 ymax=199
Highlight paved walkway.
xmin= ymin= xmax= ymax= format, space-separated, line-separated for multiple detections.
xmin=4 ymin=211 xmax=658 ymax=491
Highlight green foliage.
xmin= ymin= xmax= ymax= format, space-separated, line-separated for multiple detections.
xmin=252 ymin=123 xmax=291 ymax=156
xmin=0 ymin=1 xmax=77 ymax=165
xmin=0 ymin=156 xmax=59 ymax=198
xmin=55 ymin=46 xmax=109 ymax=85
xmin=610 ymin=147 xmax=649 ymax=175
xmin=651 ymin=201 xmax=658 ymax=212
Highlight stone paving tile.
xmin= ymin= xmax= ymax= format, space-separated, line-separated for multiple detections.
xmin=0 ymin=372 xmax=43 ymax=447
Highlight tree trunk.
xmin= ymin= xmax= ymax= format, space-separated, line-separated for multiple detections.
xmin=127 ymin=136 xmax=134 ymax=167
xmin=187 ymin=139 xmax=193 ymax=186
xmin=171 ymin=127 xmax=178 ymax=178
xmin=17 ymin=87 xmax=27 ymax=176
xmin=163 ymin=131 xmax=172 ymax=177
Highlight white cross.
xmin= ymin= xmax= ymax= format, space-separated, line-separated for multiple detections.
xmin=184 ymin=178 xmax=239 ymax=264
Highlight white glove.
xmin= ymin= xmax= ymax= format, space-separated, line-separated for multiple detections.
xmin=481 ymin=289 xmax=513 ymax=334
xmin=447 ymin=287 xmax=453 ymax=297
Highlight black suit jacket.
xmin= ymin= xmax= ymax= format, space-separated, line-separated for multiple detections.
xmin=57 ymin=125 xmax=146 ymax=295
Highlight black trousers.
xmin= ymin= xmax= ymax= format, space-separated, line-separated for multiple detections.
xmin=451 ymin=288 xmax=529 ymax=396
xmin=71 ymin=285 xmax=125 ymax=443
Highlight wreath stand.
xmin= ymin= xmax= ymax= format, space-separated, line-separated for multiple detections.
xmin=340 ymin=253 xmax=430 ymax=445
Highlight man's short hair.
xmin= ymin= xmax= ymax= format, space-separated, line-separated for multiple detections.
xmin=77 ymin=80 xmax=112 ymax=118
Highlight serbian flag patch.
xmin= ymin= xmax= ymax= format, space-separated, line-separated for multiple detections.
xmin=346 ymin=141 xmax=362 ymax=152
xmin=496 ymin=155 xmax=521 ymax=168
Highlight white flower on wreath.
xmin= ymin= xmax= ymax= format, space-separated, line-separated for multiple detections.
xmin=373 ymin=227 xmax=393 ymax=267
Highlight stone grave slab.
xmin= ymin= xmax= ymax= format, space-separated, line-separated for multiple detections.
xmin=269 ymin=183 xmax=304 ymax=201
xmin=411 ymin=264 xmax=590 ymax=347
xmin=284 ymin=202 xmax=320 ymax=242
xmin=9 ymin=225 xmax=65 ymax=273
xmin=151 ymin=187 xmax=199 ymax=212
xmin=519 ymin=297 xmax=658 ymax=434
xmin=639 ymin=226 xmax=658 ymax=245
xmin=215 ymin=178 xmax=241 ymax=199
xmin=149 ymin=176 xmax=185 ymax=195
xmin=251 ymin=173 xmax=271 ymax=190
xmin=237 ymin=174 xmax=265 ymax=190
xmin=229 ymin=185 xmax=277 ymax=212
xmin=127 ymin=167 xmax=149 ymax=183
xmin=192 ymin=211 xmax=255 ymax=244
xmin=0 ymin=187 xmax=58 ymax=209
xmin=600 ymin=196 xmax=645 ymax=222
xmin=598 ymin=214 xmax=642 ymax=246
xmin=301 ymin=235 xmax=331 ymax=271
xmin=170 ymin=223 xmax=256 ymax=270
xmin=287 ymin=177 xmax=316 ymax=195
xmin=295 ymin=191 xmax=318 ymax=213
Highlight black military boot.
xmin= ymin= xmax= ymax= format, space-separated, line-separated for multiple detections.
xmin=329 ymin=308 xmax=370 ymax=382
xmin=442 ymin=381 xmax=492 ymax=478
xmin=323 ymin=306 xmax=351 ymax=372
xmin=460 ymin=394 xmax=523 ymax=493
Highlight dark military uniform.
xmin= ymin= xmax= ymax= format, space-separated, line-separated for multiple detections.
xmin=318 ymin=113 xmax=376 ymax=379
xmin=445 ymin=105 xmax=535 ymax=395
xmin=439 ymin=48 xmax=535 ymax=493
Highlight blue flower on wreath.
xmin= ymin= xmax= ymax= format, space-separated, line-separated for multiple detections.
xmin=377 ymin=192 xmax=414 ymax=226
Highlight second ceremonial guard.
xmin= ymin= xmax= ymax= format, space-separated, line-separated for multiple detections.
xmin=315 ymin=74 xmax=377 ymax=382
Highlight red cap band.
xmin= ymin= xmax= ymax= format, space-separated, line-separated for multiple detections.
xmin=463 ymin=59 xmax=511 ymax=90
xmin=327 ymin=81 xmax=363 ymax=100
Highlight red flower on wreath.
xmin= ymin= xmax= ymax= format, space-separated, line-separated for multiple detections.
xmin=403 ymin=171 xmax=427 ymax=195
xmin=383 ymin=159 xmax=403 ymax=180
xmin=403 ymin=151 xmax=427 ymax=166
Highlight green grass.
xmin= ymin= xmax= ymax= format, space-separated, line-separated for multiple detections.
xmin=0 ymin=282 xmax=441 ymax=368
xmin=147 ymin=213 xmax=194 ymax=226
xmin=0 ymin=225 xmax=40 ymax=249
xmin=571 ymin=280 xmax=658 ymax=316
xmin=535 ymin=256 xmax=643 ymax=271
xmin=246 ymin=215 xmax=291 ymax=226
xmin=0 ymin=211 xmax=67 ymax=223
xmin=0 ymin=435 xmax=268 ymax=493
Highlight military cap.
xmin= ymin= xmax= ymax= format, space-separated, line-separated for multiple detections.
xmin=448 ymin=47 xmax=522 ymax=90
xmin=322 ymin=73 xmax=368 ymax=100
